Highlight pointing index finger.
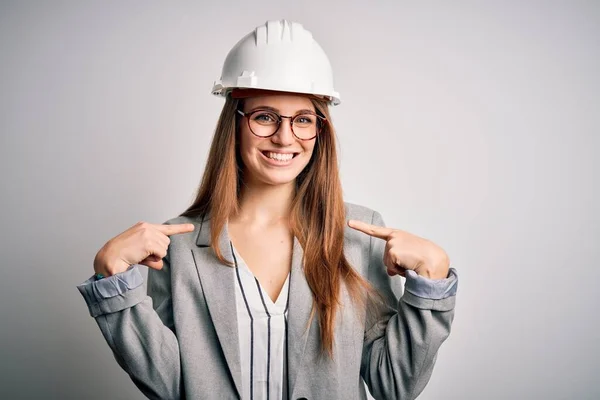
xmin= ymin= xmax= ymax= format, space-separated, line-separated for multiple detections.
xmin=156 ymin=223 xmax=196 ymax=236
xmin=347 ymin=219 xmax=393 ymax=240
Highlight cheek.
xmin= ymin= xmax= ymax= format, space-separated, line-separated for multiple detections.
xmin=300 ymin=141 xmax=317 ymax=161
xmin=238 ymin=128 xmax=260 ymax=159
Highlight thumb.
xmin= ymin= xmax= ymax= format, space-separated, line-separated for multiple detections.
xmin=139 ymin=254 xmax=164 ymax=270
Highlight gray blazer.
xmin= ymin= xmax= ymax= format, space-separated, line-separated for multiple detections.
xmin=77 ymin=202 xmax=458 ymax=400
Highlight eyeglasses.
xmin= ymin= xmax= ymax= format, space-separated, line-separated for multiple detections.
xmin=236 ymin=108 xmax=327 ymax=140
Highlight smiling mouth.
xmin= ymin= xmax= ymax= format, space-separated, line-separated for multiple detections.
xmin=260 ymin=151 xmax=300 ymax=161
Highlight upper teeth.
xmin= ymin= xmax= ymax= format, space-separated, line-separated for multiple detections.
xmin=266 ymin=152 xmax=294 ymax=161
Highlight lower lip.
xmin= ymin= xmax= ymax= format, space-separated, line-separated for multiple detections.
xmin=260 ymin=151 xmax=298 ymax=166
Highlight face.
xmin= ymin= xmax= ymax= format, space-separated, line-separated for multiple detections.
xmin=237 ymin=93 xmax=319 ymax=186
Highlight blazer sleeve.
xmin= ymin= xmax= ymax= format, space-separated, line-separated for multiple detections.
xmin=76 ymin=251 xmax=183 ymax=400
xmin=360 ymin=210 xmax=458 ymax=400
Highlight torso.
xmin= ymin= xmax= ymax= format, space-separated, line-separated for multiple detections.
xmin=228 ymin=218 xmax=293 ymax=303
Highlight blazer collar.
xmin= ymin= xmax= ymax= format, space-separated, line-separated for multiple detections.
xmin=191 ymin=214 xmax=315 ymax=397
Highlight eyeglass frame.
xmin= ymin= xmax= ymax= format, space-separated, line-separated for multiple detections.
xmin=236 ymin=108 xmax=327 ymax=141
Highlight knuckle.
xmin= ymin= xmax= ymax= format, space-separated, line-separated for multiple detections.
xmin=144 ymin=239 xmax=154 ymax=250
xmin=140 ymin=221 xmax=154 ymax=231
xmin=140 ymin=226 xmax=153 ymax=238
xmin=389 ymin=237 xmax=402 ymax=247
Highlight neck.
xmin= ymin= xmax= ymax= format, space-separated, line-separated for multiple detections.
xmin=234 ymin=177 xmax=296 ymax=225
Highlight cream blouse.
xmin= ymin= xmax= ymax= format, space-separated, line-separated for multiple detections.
xmin=231 ymin=241 xmax=290 ymax=400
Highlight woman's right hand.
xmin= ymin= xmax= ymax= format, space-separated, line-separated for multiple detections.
xmin=93 ymin=221 xmax=196 ymax=277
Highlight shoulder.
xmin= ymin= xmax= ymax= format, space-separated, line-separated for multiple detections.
xmin=160 ymin=214 xmax=204 ymax=249
xmin=343 ymin=201 xmax=384 ymax=225
xmin=342 ymin=202 xmax=389 ymax=278
xmin=342 ymin=201 xmax=385 ymax=253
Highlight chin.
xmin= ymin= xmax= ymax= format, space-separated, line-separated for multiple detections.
xmin=258 ymin=171 xmax=300 ymax=186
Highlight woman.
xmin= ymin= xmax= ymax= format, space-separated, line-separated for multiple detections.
xmin=77 ymin=19 xmax=458 ymax=400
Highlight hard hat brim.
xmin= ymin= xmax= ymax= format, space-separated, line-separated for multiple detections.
xmin=229 ymin=88 xmax=330 ymax=103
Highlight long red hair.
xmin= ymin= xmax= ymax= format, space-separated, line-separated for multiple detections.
xmin=180 ymin=95 xmax=372 ymax=357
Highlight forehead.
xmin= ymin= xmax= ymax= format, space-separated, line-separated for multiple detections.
xmin=243 ymin=93 xmax=315 ymax=113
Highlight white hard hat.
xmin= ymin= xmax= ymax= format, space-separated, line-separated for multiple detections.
xmin=211 ymin=19 xmax=341 ymax=106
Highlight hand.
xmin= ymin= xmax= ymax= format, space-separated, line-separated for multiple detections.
xmin=93 ymin=222 xmax=195 ymax=277
xmin=348 ymin=219 xmax=450 ymax=279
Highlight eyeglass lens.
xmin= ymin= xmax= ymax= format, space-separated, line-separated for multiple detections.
xmin=247 ymin=110 xmax=320 ymax=139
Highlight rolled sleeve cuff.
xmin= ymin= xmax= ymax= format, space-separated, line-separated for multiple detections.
xmin=404 ymin=267 xmax=458 ymax=300
xmin=401 ymin=291 xmax=456 ymax=311
xmin=76 ymin=264 xmax=145 ymax=317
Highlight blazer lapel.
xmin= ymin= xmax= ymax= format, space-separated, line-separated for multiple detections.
xmin=190 ymin=214 xmax=315 ymax=398
xmin=190 ymin=216 xmax=242 ymax=397
xmin=286 ymin=235 xmax=316 ymax=395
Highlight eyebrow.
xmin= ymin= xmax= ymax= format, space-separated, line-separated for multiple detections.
xmin=247 ymin=105 xmax=316 ymax=114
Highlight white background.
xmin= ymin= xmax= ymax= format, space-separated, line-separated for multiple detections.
xmin=1 ymin=1 xmax=598 ymax=398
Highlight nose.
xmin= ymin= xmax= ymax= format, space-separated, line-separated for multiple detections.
xmin=271 ymin=117 xmax=296 ymax=146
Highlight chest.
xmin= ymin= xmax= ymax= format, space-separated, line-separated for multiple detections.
xmin=228 ymin=223 xmax=293 ymax=303
xmin=174 ymin=217 xmax=371 ymax=399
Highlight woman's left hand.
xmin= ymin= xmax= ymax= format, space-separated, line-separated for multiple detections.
xmin=348 ymin=219 xmax=450 ymax=280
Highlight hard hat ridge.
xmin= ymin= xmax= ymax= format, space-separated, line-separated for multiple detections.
xmin=259 ymin=19 xmax=294 ymax=44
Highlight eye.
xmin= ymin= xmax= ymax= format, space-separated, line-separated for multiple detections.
xmin=252 ymin=111 xmax=278 ymax=125
xmin=294 ymin=114 xmax=315 ymax=126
